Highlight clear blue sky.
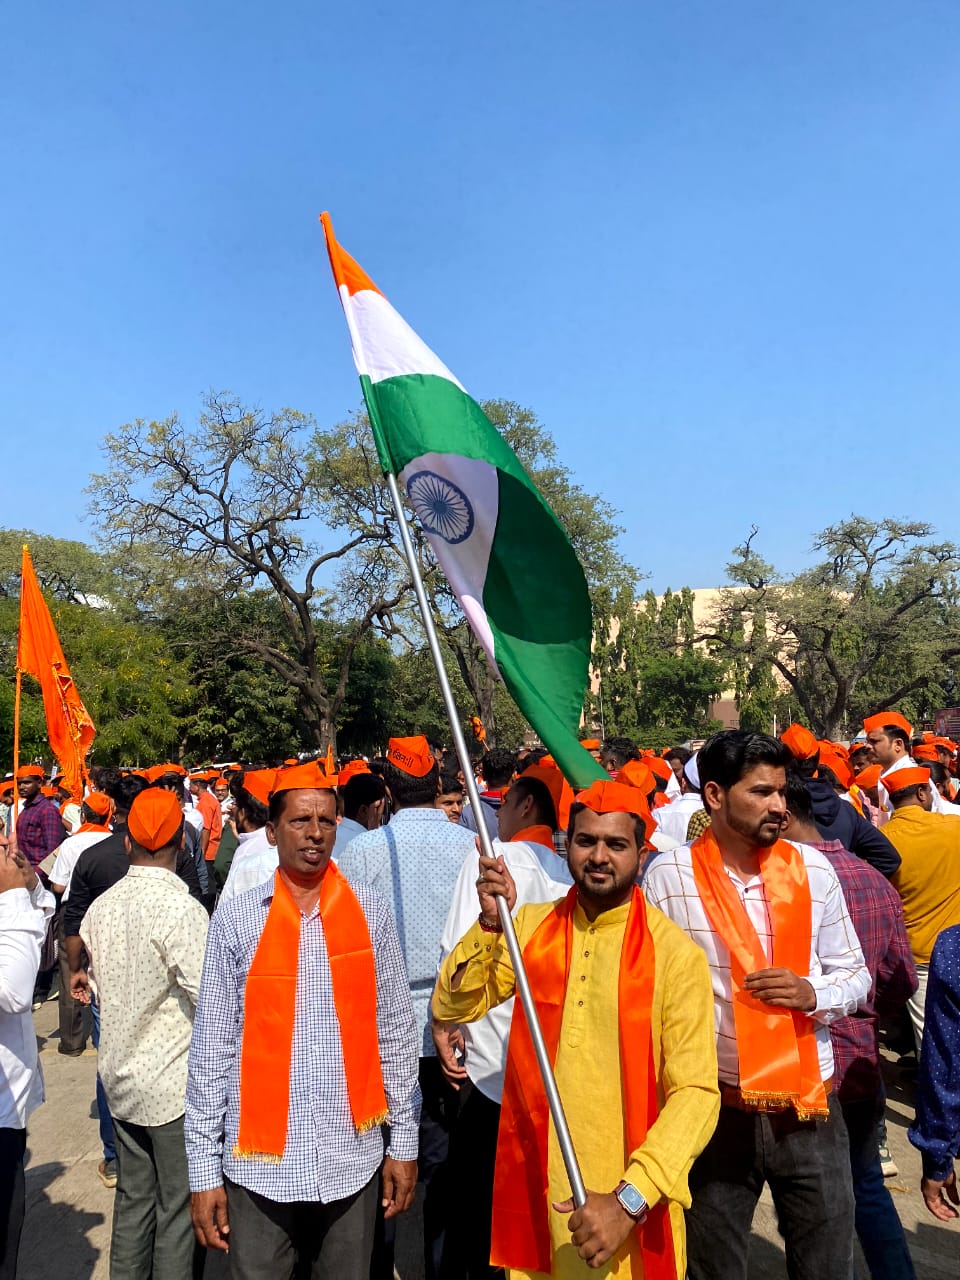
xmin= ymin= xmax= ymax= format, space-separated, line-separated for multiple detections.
xmin=3 ymin=1 xmax=958 ymax=592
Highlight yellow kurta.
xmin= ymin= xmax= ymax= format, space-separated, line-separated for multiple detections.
xmin=433 ymin=897 xmax=719 ymax=1280
xmin=885 ymin=807 xmax=960 ymax=962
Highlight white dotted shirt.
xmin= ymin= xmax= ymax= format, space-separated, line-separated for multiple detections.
xmin=81 ymin=864 xmax=209 ymax=1126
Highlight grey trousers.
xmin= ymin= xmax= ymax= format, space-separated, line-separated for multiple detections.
xmin=110 ymin=1114 xmax=199 ymax=1280
xmin=686 ymin=1094 xmax=855 ymax=1280
xmin=224 ymin=1173 xmax=378 ymax=1280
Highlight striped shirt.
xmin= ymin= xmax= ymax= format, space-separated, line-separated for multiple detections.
xmin=338 ymin=807 xmax=476 ymax=1056
xmin=643 ymin=840 xmax=870 ymax=1086
xmin=185 ymin=875 xmax=420 ymax=1201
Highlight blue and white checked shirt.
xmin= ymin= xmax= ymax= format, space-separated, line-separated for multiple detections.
xmin=337 ymin=807 xmax=477 ymax=1056
xmin=184 ymin=876 xmax=420 ymax=1202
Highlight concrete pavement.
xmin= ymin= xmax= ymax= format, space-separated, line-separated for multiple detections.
xmin=18 ymin=997 xmax=958 ymax=1278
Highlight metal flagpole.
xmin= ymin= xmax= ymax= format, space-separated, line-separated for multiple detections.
xmin=11 ymin=669 xmax=21 ymax=828
xmin=385 ymin=471 xmax=587 ymax=1209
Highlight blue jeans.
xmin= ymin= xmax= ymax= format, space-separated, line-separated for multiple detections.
xmin=90 ymin=1000 xmax=116 ymax=1164
xmin=841 ymin=1094 xmax=915 ymax=1280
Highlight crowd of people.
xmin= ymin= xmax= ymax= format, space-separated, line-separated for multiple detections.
xmin=0 ymin=715 xmax=958 ymax=1279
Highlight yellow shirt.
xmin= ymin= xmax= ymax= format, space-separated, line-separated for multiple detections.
xmin=433 ymin=896 xmax=719 ymax=1280
xmin=885 ymin=806 xmax=960 ymax=963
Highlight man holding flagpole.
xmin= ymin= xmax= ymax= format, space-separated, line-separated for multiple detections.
xmin=434 ymin=780 xmax=720 ymax=1278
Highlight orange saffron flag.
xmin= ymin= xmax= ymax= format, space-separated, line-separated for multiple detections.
xmin=16 ymin=546 xmax=95 ymax=799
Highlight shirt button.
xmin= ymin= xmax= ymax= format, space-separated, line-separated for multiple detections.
xmin=580 ymin=974 xmax=586 ymax=981
xmin=589 ymin=928 xmax=596 ymax=934
xmin=578 ymin=1000 xmax=584 ymax=1007
xmin=583 ymin=950 xmax=590 ymax=957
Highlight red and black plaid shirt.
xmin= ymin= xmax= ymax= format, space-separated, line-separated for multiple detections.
xmin=813 ymin=838 xmax=917 ymax=1100
xmin=16 ymin=793 xmax=67 ymax=868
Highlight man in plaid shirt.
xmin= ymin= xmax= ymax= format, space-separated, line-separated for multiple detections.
xmin=781 ymin=773 xmax=917 ymax=1280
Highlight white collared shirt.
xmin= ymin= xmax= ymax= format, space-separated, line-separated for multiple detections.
xmin=880 ymin=754 xmax=949 ymax=814
xmin=81 ymin=865 xmax=208 ymax=1126
xmin=0 ymin=880 xmax=55 ymax=1128
xmin=438 ymin=836 xmax=573 ymax=1102
xmin=643 ymin=840 xmax=869 ymax=1086
xmin=48 ymin=829 xmax=111 ymax=901
xmin=219 ymin=827 xmax=277 ymax=904
xmin=653 ymin=792 xmax=704 ymax=845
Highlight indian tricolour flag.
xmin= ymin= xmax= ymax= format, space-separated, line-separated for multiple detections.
xmin=321 ymin=212 xmax=605 ymax=788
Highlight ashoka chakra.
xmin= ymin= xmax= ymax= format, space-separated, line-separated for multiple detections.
xmin=405 ymin=469 xmax=476 ymax=545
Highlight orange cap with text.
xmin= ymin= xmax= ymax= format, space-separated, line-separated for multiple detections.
xmin=387 ymin=736 xmax=435 ymax=778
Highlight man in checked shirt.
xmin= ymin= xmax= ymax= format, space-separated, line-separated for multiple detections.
xmin=780 ymin=773 xmax=917 ymax=1280
xmin=185 ymin=762 xmax=421 ymax=1279
xmin=644 ymin=730 xmax=871 ymax=1280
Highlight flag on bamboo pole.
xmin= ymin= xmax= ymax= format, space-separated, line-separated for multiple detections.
xmin=321 ymin=214 xmax=605 ymax=788
xmin=16 ymin=545 xmax=95 ymax=799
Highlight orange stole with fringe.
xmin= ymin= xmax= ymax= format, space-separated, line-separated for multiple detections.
xmin=235 ymin=866 xmax=387 ymax=1161
xmin=491 ymin=886 xmax=676 ymax=1278
xmin=690 ymin=830 xmax=828 ymax=1119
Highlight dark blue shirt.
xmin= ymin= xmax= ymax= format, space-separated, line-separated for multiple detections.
xmin=909 ymin=924 xmax=960 ymax=1180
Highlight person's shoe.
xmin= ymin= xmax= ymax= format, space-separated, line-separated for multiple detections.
xmin=879 ymin=1145 xmax=898 ymax=1178
xmin=97 ymin=1159 xmax=118 ymax=1189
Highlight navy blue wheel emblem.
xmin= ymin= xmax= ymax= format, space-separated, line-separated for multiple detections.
xmin=405 ymin=469 xmax=475 ymax=544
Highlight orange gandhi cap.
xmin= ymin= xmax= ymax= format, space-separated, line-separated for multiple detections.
xmin=387 ymin=736 xmax=435 ymax=778
xmin=127 ymin=789 xmax=183 ymax=852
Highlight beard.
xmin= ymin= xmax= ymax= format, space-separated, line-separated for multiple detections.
xmin=727 ymin=807 xmax=783 ymax=848
xmin=572 ymin=861 xmax=635 ymax=906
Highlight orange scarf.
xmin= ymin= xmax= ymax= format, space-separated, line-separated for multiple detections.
xmin=235 ymin=865 xmax=388 ymax=1161
xmin=74 ymin=822 xmax=110 ymax=836
xmin=512 ymin=824 xmax=555 ymax=849
xmin=690 ymin=830 xmax=828 ymax=1119
xmin=491 ymin=886 xmax=676 ymax=1278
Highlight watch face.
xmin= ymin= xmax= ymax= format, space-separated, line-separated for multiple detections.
xmin=617 ymin=1182 xmax=646 ymax=1216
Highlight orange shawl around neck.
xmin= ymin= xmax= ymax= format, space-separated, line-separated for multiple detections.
xmin=690 ymin=829 xmax=828 ymax=1119
xmin=235 ymin=865 xmax=387 ymax=1161
xmin=491 ymin=886 xmax=676 ymax=1278
xmin=511 ymin=824 xmax=555 ymax=849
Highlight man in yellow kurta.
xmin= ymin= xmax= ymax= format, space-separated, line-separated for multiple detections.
xmin=433 ymin=780 xmax=719 ymax=1279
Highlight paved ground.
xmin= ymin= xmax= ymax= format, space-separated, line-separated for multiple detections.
xmin=18 ymin=998 xmax=958 ymax=1277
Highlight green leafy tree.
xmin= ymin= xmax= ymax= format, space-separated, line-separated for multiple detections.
xmin=89 ymin=392 xmax=414 ymax=751
xmin=705 ymin=518 xmax=960 ymax=739
xmin=589 ymin=586 xmax=725 ymax=745
xmin=0 ymin=530 xmax=194 ymax=768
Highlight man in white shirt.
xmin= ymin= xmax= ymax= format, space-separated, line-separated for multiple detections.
xmin=0 ymin=843 xmax=55 ymax=1279
xmin=79 ymin=787 xmax=209 ymax=1280
xmin=644 ymin=730 xmax=870 ymax=1280
xmin=653 ymin=754 xmax=704 ymax=846
xmin=218 ymin=770 xmax=279 ymax=904
xmin=866 ymin=710 xmax=950 ymax=815
xmin=433 ymin=766 xmax=573 ymax=1278
xmin=333 ymin=772 xmax=387 ymax=859
xmin=45 ymin=791 xmax=113 ymax=1057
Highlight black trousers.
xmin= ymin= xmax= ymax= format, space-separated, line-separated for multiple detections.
xmin=225 ymin=1173 xmax=378 ymax=1280
xmin=441 ymin=1080 xmax=503 ymax=1280
xmin=686 ymin=1095 xmax=855 ymax=1280
xmin=370 ymin=1057 xmax=457 ymax=1280
xmin=0 ymin=1129 xmax=26 ymax=1280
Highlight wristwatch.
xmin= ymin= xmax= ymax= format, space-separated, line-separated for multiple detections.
xmin=614 ymin=1180 xmax=648 ymax=1222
